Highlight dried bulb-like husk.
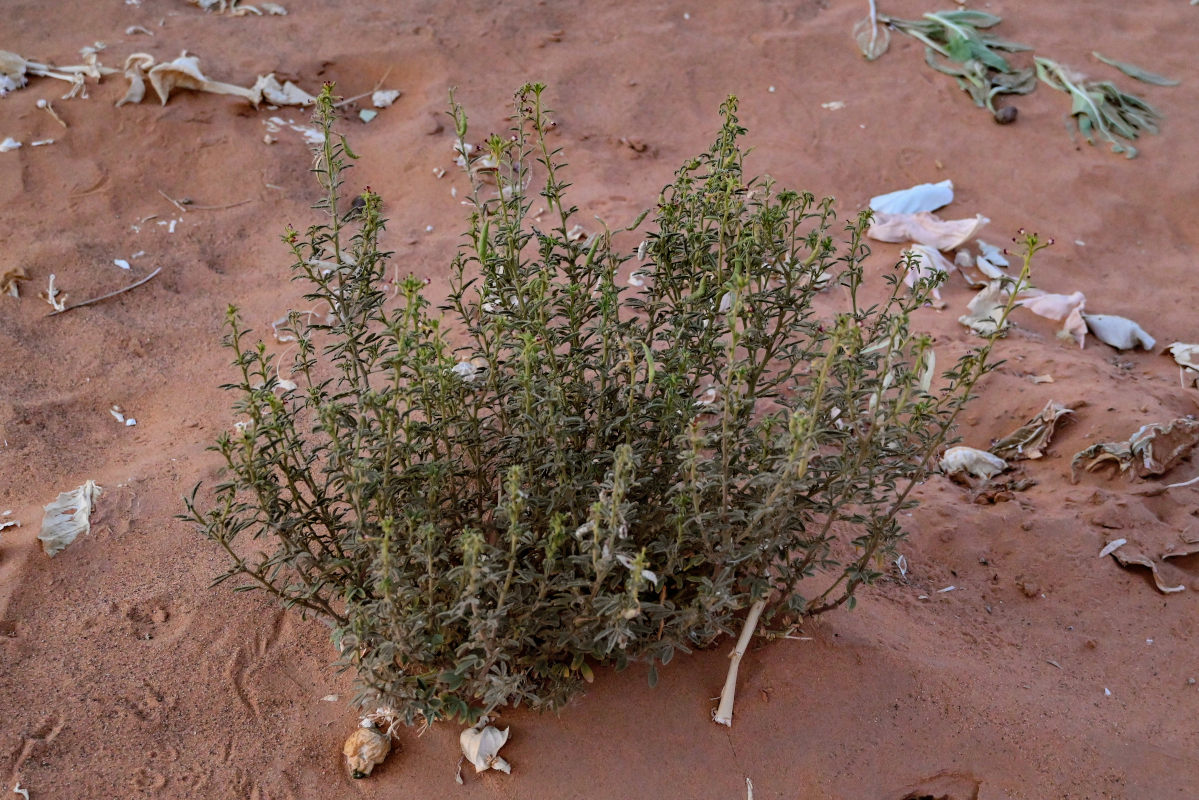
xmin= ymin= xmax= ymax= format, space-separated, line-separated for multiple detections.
xmin=343 ymin=725 xmax=390 ymax=779
xmin=460 ymin=722 xmax=511 ymax=774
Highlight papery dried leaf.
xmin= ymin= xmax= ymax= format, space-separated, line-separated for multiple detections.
xmin=38 ymin=480 xmax=102 ymax=557
xmin=1109 ymin=547 xmax=1185 ymax=594
xmin=1083 ymin=313 xmax=1155 ymax=351
xmin=148 ymin=52 xmax=260 ymax=106
xmin=116 ymin=53 xmax=155 ymax=106
xmin=1018 ymin=290 xmax=1087 ymax=347
xmin=1072 ymin=417 xmax=1199 ymax=480
xmin=853 ymin=16 xmax=891 ymax=61
xmin=253 ymin=73 xmax=315 ymax=106
xmin=940 ymin=445 xmax=1007 ymax=479
xmin=900 ymin=244 xmax=954 ymax=303
xmin=869 ymin=211 xmax=988 ymax=250
xmin=958 ymin=280 xmax=1010 ymax=335
xmin=460 ymin=721 xmax=511 ymax=774
xmin=869 ymin=180 xmax=953 ymax=215
xmin=1 ymin=265 xmax=28 ymax=298
xmin=1167 ymin=342 xmax=1199 ymax=387
xmin=0 ymin=49 xmax=29 ymax=95
xmin=990 ymin=399 xmax=1074 ymax=460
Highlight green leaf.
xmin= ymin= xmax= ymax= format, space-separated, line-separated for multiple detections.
xmin=1092 ymin=52 xmax=1179 ymax=87
xmin=936 ymin=10 xmax=1003 ymax=28
xmin=647 ymin=663 xmax=659 ymax=688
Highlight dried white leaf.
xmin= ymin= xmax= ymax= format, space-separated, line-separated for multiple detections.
xmin=38 ymin=480 xmax=102 ymax=557
xmin=253 ymin=73 xmax=315 ymax=106
xmin=321 ymin=694 xmax=339 ymax=701
xmin=900 ymin=244 xmax=954 ymax=301
xmin=1019 ymin=290 xmax=1087 ymax=347
xmin=13 ymin=783 xmax=29 ymax=800
xmin=820 ymin=100 xmax=846 ymax=110
xmin=0 ymin=137 xmax=21 ymax=153
xmin=460 ymin=720 xmax=511 ymax=775
xmin=1083 ymin=313 xmax=1155 ymax=351
xmin=261 ymin=2 xmax=287 ymax=13
xmin=114 ymin=259 xmax=131 ymax=270
xmin=976 ymin=239 xmax=1009 ymax=268
xmin=869 ymin=179 xmax=953 ymax=215
xmin=371 ymin=89 xmax=400 ymax=108
xmin=1099 ymin=538 xmax=1127 ymax=558
xmin=940 ymin=446 xmax=1007 ymax=479
xmin=869 ymin=212 xmax=988 ymax=251
xmin=958 ymin=280 xmax=1009 ymax=335
xmin=627 ymin=270 xmax=645 ymax=287
xmin=358 ymin=109 xmax=377 ymax=123
xmin=110 ymin=405 xmax=125 ymax=423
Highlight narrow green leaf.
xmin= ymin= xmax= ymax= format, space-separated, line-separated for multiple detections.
xmin=1092 ymin=52 xmax=1179 ymax=87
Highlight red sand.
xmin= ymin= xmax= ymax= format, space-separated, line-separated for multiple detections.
xmin=3 ymin=1 xmax=1198 ymax=797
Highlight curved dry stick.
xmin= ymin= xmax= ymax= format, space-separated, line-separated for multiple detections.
xmin=48 ymin=267 xmax=162 ymax=316
xmin=712 ymin=598 xmax=766 ymax=726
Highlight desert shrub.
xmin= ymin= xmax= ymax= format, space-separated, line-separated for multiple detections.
xmin=184 ymin=84 xmax=1025 ymax=725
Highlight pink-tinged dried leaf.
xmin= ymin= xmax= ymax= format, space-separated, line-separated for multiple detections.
xmin=1019 ymin=290 xmax=1087 ymax=347
xmin=990 ymin=400 xmax=1075 ymax=460
xmin=868 ymin=211 xmax=989 ymax=251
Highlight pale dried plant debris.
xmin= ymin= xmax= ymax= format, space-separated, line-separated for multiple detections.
xmin=0 ymin=137 xmax=20 ymax=152
xmin=1072 ymin=418 xmax=1199 ymax=481
xmin=1082 ymin=313 xmax=1155 ymax=351
xmin=0 ymin=48 xmax=115 ymax=99
xmin=149 ymin=52 xmax=260 ymax=105
xmin=940 ymin=446 xmax=1007 ymax=479
xmin=869 ymin=179 xmax=953 ymax=215
xmin=372 ymin=89 xmax=400 ymax=108
xmin=958 ymin=280 xmax=1010 ymax=335
xmin=990 ymin=400 xmax=1074 ymax=460
xmin=40 ymin=273 xmax=66 ymax=311
xmin=1 ymin=266 xmax=28 ymax=298
xmin=38 ymin=480 xmax=102 ymax=557
xmin=901 ymin=244 xmax=955 ymax=303
xmin=1166 ymin=342 xmax=1199 ymax=387
xmin=868 ymin=211 xmax=989 ymax=251
xmin=1019 ymin=290 xmax=1087 ymax=347
xmin=1108 ymin=545 xmax=1185 ymax=594
xmin=188 ymin=0 xmax=287 ymax=14
xmin=342 ymin=725 xmax=390 ymax=779
xmin=460 ymin=718 xmax=511 ymax=775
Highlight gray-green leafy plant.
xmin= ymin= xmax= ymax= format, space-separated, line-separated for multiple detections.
xmin=183 ymin=84 xmax=1028 ymax=726
xmin=860 ymin=9 xmax=1034 ymax=122
xmin=1036 ymin=57 xmax=1162 ymax=158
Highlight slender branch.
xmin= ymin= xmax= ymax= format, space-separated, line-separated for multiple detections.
xmin=48 ymin=267 xmax=162 ymax=316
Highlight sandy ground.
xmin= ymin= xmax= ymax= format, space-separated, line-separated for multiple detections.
xmin=3 ymin=1 xmax=1199 ymax=798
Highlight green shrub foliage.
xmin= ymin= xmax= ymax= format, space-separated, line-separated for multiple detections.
xmin=185 ymin=84 xmax=1023 ymax=725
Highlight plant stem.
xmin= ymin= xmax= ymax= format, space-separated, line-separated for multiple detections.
xmin=712 ymin=598 xmax=766 ymax=726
